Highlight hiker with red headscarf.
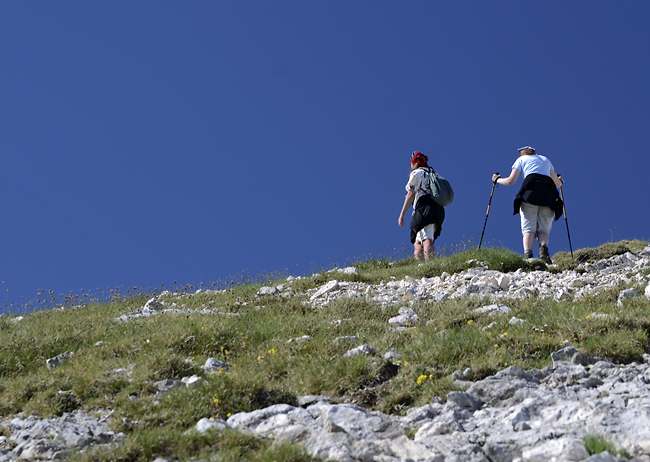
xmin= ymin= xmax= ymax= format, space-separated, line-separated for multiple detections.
xmin=398 ymin=151 xmax=445 ymax=261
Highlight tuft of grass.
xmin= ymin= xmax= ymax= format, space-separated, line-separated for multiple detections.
xmin=552 ymin=239 xmax=648 ymax=269
xmin=583 ymin=433 xmax=630 ymax=458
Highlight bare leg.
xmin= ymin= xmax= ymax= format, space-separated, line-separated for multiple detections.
xmin=523 ymin=232 xmax=535 ymax=253
xmin=537 ymin=232 xmax=549 ymax=246
xmin=423 ymin=239 xmax=435 ymax=260
xmin=414 ymin=241 xmax=424 ymax=260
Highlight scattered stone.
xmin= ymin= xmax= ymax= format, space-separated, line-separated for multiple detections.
xmin=473 ymin=304 xmax=511 ymax=315
xmin=181 ymin=375 xmax=202 ymax=387
xmin=195 ymin=417 xmax=227 ymax=433
xmin=342 ymin=344 xmax=375 ymax=357
xmin=110 ymin=363 xmax=136 ymax=377
xmin=310 ymin=280 xmax=339 ymax=301
xmin=143 ymin=297 xmax=165 ymax=313
xmin=257 ymin=286 xmax=278 ymax=296
xmin=203 ymin=357 xmax=229 ymax=373
xmin=617 ymin=288 xmax=640 ymax=307
xmin=383 ymin=349 xmax=400 ymax=361
xmin=388 ymin=307 xmax=421 ymax=327
xmin=452 ymin=367 xmax=472 ymax=381
xmin=497 ymin=274 xmax=510 ymax=290
xmin=287 ymin=335 xmax=313 ymax=344
xmin=154 ymin=380 xmax=184 ymax=393
xmin=46 ymin=351 xmax=73 ymax=369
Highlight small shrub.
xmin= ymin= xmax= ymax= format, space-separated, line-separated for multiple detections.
xmin=49 ymin=390 xmax=83 ymax=416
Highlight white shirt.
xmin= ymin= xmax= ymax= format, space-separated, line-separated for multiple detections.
xmin=512 ymin=154 xmax=555 ymax=178
xmin=405 ymin=168 xmax=432 ymax=209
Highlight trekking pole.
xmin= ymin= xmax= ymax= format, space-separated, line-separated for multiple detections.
xmin=559 ymin=184 xmax=573 ymax=260
xmin=479 ymin=174 xmax=499 ymax=249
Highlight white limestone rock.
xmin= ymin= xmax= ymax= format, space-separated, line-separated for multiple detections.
xmin=154 ymin=380 xmax=184 ymax=393
xmin=257 ymin=286 xmax=278 ymax=296
xmin=181 ymin=375 xmax=202 ymax=387
xmin=388 ymin=307 xmax=421 ymax=327
xmin=46 ymin=352 xmax=73 ymax=369
xmin=195 ymin=417 xmax=227 ymax=433
xmin=521 ymin=438 xmax=589 ymax=462
xmin=617 ymin=288 xmax=640 ymax=307
xmin=343 ymin=344 xmax=375 ymax=357
xmin=310 ymin=280 xmax=339 ymax=301
xmin=287 ymin=335 xmax=313 ymax=344
xmin=143 ymin=297 xmax=164 ymax=313
xmin=203 ymin=357 xmax=229 ymax=373
xmin=473 ymin=304 xmax=511 ymax=315
xmin=509 ymin=317 xmax=526 ymax=325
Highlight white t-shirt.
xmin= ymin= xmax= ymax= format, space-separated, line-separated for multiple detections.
xmin=512 ymin=154 xmax=554 ymax=179
xmin=405 ymin=168 xmax=432 ymax=209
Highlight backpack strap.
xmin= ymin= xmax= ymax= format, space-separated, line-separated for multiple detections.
xmin=417 ymin=167 xmax=435 ymax=194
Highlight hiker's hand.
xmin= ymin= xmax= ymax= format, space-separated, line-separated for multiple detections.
xmin=558 ymin=175 xmax=564 ymax=184
xmin=398 ymin=214 xmax=405 ymax=227
xmin=492 ymin=173 xmax=501 ymax=183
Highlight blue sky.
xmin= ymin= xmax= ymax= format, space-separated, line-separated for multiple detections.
xmin=2 ymin=2 xmax=649 ymax=311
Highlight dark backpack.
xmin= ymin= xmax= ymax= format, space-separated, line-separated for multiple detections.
xmin=426 ymin=168 xmax=454 ymax=207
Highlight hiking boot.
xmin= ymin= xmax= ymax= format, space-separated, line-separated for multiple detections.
xmin=539 ymin=244 xmax=552 ymax=264
xmin=524 ymin=250 xmax=534 ymax=259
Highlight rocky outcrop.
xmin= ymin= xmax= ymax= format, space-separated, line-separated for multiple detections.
xmin=305 ymin=250 xmax=650 ymax=308
xmin=0 ymin=410 xmax=121 ymax=461
xmin=196 ymin=351 xmax=650 ymax=461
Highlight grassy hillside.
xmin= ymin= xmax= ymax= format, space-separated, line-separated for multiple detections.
xmin=1 ymin=240 xmax=649 ymax=461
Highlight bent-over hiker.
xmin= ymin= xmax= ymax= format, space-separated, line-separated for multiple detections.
xmin=492 ymin=146 xmax=564 ymax=263
xmin=398 ymin=151 xmax=445 ymax=261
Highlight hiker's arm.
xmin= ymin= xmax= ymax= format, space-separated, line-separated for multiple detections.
xmin=550 ymin=170 xmax=563 ymax=188
xmin=493 ymin=169 xmax=520 ymax=186
xmin=398 ymin=190 xmax=416 ymax=227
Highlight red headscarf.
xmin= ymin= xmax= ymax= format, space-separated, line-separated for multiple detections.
xmin=410 ymin=151 xmax=428 ymax=167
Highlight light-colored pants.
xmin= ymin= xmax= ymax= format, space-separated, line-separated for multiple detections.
xmin=519 ymin=202 xmax=554 ymax=235
xmin=415 ymin=224 xmax=437 ymax=243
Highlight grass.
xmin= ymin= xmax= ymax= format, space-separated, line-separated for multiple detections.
xmin=0 ymin=240 xmax=648 ymax=461
xmin=583 ymin=433 xmax=630 ymax=458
